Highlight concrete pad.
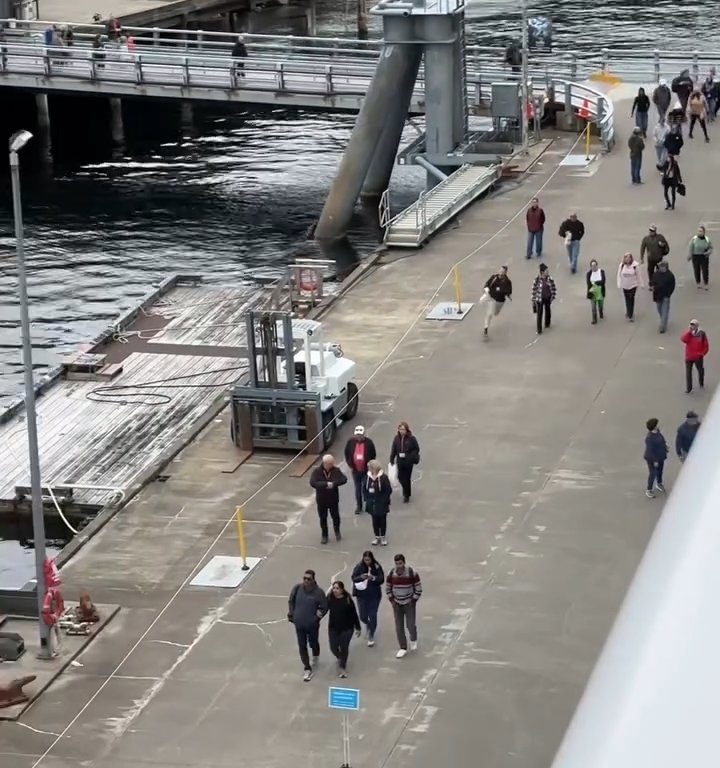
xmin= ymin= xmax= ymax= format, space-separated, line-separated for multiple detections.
xmin=559 ymin=153 xmax=597 ymax=166
xmin=0 ymin=603 xmax=119 ymax=720
xmin=189 ymin=555 xmax=262 ymax=588
xmin=425 ymin=301 xmax=474 ymax=320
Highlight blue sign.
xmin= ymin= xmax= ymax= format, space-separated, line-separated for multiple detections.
xmin=328 ymin=686 xmax=360 ymax=711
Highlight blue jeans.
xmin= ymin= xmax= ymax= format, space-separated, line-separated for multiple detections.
xmin=655 ymin=144 xmax=667 ymax=168
xmin=655 ymin=297 xmax=670 ymax=332
xmin=526 ymin=230 xmax=543 ymax=259
xmin=357 ymin=594 xmax=381 ymax=638
xmin=635 ymin=110 xmax=648 ymax=134
xmin=646 ymin=459 xmax=665 ymax=491
xmin=630 ymin=154 xmax=642 ymax=183
xmin=566 ymin=240 xmax=580 ymax=273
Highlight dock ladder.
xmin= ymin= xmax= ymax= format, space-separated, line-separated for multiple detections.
xmin=382 ymin=164 xmax=501 ymax=248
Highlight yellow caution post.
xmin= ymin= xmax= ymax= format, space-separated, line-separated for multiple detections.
xmin=453 ymin=265 xmax=463 ymax=314
xmin=236 ymin=505 xmax=250 ymax=571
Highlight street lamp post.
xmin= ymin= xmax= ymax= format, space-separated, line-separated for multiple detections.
xmin=521 ymin=0 xmax=529 ymax=155
xmin=9 ymin=130 xmax=51 ymax=659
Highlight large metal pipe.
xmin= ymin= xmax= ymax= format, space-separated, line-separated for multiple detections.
xmin=551 ymin=388 xmax=720 ymax=768
xmin=415 ymin=155 xmax=448 ymax=181
xmin=315 ymin=43 xmax=414 ymax=241
xmin=360 ymin=44 xmax=421 ymax=199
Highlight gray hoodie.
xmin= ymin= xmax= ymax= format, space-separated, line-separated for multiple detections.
xmin=288 ymin=582 xmax=328 ymax=629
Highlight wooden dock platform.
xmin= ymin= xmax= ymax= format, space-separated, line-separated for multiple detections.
xmin=0 ymin=275 xmax=263 ymax=515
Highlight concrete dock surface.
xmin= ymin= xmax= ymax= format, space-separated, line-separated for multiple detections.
xmin=2 ymin=103 xmax=718 ymax=767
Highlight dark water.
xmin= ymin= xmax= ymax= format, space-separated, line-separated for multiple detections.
xmin=0 ymin=0 xmax=716 ymax=409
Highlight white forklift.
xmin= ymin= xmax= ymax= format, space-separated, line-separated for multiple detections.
xmin=230 ymin=310 xmax=359 ymax=454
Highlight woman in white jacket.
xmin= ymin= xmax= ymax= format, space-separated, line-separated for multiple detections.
xmin=617 ymin=252 xmax=644 ymax=322
xmin=653 ymin=117 xmax=670 ymax=169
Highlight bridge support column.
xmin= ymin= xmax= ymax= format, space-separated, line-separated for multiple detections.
xmin=109 ymin=97 xmax=125 ymax=145
xmin=35 ymin=93 xmax=52 ymax=163
xmin=315 ymin=44 xmax=416 ymax=242
xmin=357 ymin=0 xmax=368 ymax=40
xmin=360 ymin=45 xmax=421 ymax=200
xmin=305 ymin=0 xmax=317 ymax=37
xmin=422 ymin=14 xmax=463 ymax=188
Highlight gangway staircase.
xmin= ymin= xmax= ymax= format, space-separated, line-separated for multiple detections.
xmin=380 ymin=164 xmax=501 ymax=249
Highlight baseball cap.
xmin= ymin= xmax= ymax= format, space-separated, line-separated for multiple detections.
xmin=649 ymin=224 xmax=657 ymax=231
xmin=686 ymin=410 xmax=698 ymax=419
xmin=354 ymin=425 xmax=365 ymax=435
xmin=690 ymin=319 xmax=699 ymax=326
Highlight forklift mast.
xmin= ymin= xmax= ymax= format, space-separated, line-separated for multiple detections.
xmin=245 ymin=311 xmax=295 ymax=390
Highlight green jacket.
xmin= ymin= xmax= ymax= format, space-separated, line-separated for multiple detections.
xmin=689 ymin=235 xmax=713 ymax=258
xmin=628 ymin=134 xmax=645 ymax=156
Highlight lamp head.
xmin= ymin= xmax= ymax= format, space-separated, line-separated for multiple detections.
xmin=9 ymin=130 xmax=33 ymax=154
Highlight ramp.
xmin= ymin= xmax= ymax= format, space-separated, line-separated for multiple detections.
xmin=383 ymin=164 xmax=501 ymax=248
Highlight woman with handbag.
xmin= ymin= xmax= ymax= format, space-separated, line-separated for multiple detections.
xmin=389 ymin=422 xmax=420 ymax=503
xmin=586 ymin=259 xmax=607 ymax=325
xmin=662 ymin=155 xmax=683 ymax=210
xmin=363 ymin=460 xmax=392 ymax=546
xmin=351 ymin=550 xmax=385 ymax=646
xmin=617 ymin=252 xmax=643 ymax=322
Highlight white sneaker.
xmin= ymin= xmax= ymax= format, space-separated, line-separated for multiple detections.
xmin=367 ymin=638 xmax=375 ymax=647
xmin=396 ymin=649 xmax=407 ymax=659
xmin=381 ymin=537 xmax=388 ymax=546
xmin=303 ymin=669 xmax=313 ymax=682
xmin=371 ymin=537 xmax=380 ymax=545
xmin=409 ymin=640 xmax=418 ymax=652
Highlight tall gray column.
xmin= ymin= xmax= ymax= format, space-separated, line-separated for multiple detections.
xmin=422 ymin=16 xmax=459 ymax=186
xmin=35 ymin=93 xmax=52 ymax=163
xmin=452 ymin=15 xmax=468 ymax=145
xmin=315 ymin=43 xmax=416 ymax=242
xmin=109 ymin=97 xmax=124 ymax=145
xmin=360 ymin=45 xmax=421 ymax=199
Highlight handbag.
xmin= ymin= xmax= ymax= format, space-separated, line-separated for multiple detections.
xmin=677 ymin=183 xmax=687 ymax=196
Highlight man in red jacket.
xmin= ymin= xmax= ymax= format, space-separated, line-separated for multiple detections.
xmin=526 ymin=197 xmax=546 ymax=260
xmin=681 ymin=319 xmax=709 ymax=393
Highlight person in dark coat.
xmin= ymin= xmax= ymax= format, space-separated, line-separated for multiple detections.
xmin=531 ymin=263 xmax=557 ymax=335
xmin=652 ymin=260 xmax=675 ymax=334
xmin=652 ymin=79 xmax=672 ymax=120
xmin=631 ymin=87 xmax=650 ymax=137
xmin=662 ymin=154 xmax=683 ymax=210
xmin=585 ymin=259 xmax=606 ymax=324
xmin=389 ymin=421 xmax=420 ymax=502
xmin=663 ymin=124 xmax=684 ymax=158
xmin=309 ymin=454 xmax=347 ymax=544
xmin=643 ymin=417 xmax=668 ymax=498
xmin=231 ymin=34 xmax=247 ymax=80
xmin=363 ymin=460 xmax=392 ymax=546
xmin=288 ymin=569 xmax=328 ymax=681
xmin=351 ymin=550 xmax=385 ymax=646
xmin=344 ymin=425 xmax=377 ymax=514
xmin=672 ymin=69 xmax=694 ymax=111
xmin=675 ymin=410 xmax=701 ymax=461
xmin=326 ymin=581 xmax=361 ymax=678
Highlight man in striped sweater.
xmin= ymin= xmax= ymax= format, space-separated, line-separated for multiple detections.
xmin=386 ymin=553 xmax=422 ymax=659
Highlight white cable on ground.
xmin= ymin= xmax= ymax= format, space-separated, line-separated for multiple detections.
xmin=29 ymin=131 xmax=584 ymax=768
xmin=46 ymin=486 xmax=80 ymax=536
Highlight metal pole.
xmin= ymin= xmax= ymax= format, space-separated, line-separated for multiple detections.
xmin=521 ymin=0 xmax=529 ymax=154
xmin=9 ymin=134 xmax=51 ymax=659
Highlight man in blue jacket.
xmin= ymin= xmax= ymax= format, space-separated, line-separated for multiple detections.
xmin=676 ymin=410 xmax=701 ymax=462
xmin=644 ymin=417 xmax=668 ymax=498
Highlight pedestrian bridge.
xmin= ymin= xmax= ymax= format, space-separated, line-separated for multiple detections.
xmin=2 ymin=18 xmax=717 ymax=109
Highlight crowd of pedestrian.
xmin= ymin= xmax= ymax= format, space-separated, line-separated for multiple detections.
xmin=295 ymin=422 xmax=423 ymax=680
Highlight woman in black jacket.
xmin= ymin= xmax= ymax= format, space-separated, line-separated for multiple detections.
xmin=363 ymin=459 xmax=392 ymax=546
xmin=351 ymin=550 xmax=385 ymax=646
xmin=389 ymin=421 xmax=420 ymax=502
xmin=662 ymin=155 xmax=683 ymax=210
xmin=326 ymin=581 xmax=361 ymax=677
xmin=585 ymin=259 xmax=607 ymax=325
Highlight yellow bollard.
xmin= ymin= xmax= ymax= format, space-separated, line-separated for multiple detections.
xmin=585 ymin=120 xmax=591 ymax=161
xmin=453 ymin=265 xmax=463 ymax=314
xmin=235 ymin=505 xmax=249 ymax=571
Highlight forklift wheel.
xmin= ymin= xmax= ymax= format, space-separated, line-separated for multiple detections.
xmin=322 ymin=411 xmax=337 ymax=450
xmin=340 ymin=382 xmax=359 ymax=421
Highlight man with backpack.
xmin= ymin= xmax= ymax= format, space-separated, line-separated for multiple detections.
xmin=386 ymin=554 xmax=422 ymax=659
xmin=640 ymin=224 xmax=670 ymax=287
